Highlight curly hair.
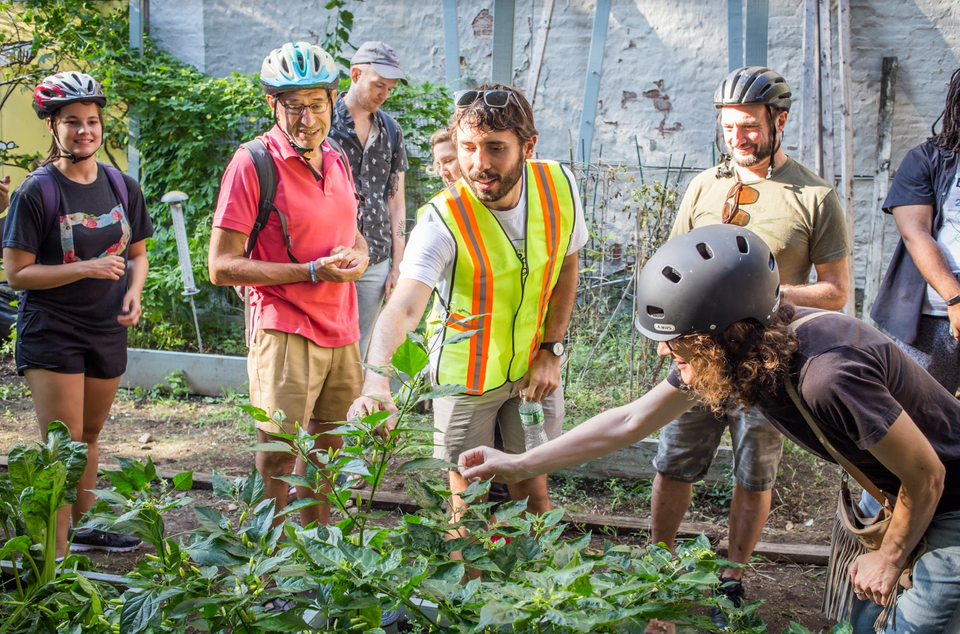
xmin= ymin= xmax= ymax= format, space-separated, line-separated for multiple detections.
xmin=676 ymin=303 xmax=799 ymax=414
xmin=931 ymin=67 xmax=960 ymax=152
xmin=450 ymin=83 xmax=538 ymax=146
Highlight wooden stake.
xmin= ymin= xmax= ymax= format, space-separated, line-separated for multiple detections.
xmin=800 ymin=0 xmax=819 ymax=170
xmin=818 ymin=0 xmax=835 ymax=184
xmin=837 ymin=0 xmax=856 ymax=314
xmin=525 ymin=0 xmax=555 ymax=106
xmin=862 ymin=57 xmax=898 ymax=322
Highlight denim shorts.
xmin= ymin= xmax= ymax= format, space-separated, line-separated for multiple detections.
xmin=653 ymin=402 xmax=784 ymax=492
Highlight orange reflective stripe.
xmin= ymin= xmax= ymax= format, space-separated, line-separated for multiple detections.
xmin=445 ymin=186 xmax=494 ymax=394
xmin=530 ymin=162 xmax=563 ymax=365
xmin=446 ymin=311 xmax=472 ymax=332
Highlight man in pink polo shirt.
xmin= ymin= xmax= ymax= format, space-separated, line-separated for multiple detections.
xmin=208 ymin=42 xmax=368 ymax=527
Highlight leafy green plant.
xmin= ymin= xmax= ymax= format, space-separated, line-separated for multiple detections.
xmin=0 ymin=421 xmax=117 ymax=634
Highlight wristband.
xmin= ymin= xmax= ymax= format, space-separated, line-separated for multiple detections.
xmin=309 ymin=260 xmax=318 ymax=283
xmin=946 ymin=292 xmax=960 ymax=307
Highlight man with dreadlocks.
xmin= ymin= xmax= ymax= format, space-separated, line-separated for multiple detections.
xmin=653 ymin=66 xmax=852 ymax=627
xmin=209 ymin=42 xmax=368 ymax=529
xmin=872 ymin=67 xmax=960 ymax=396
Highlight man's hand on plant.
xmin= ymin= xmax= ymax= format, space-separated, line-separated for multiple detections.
xmin=517 ymin=352 xmax=561 ymax=402
xmin=458 ymin=446 xmax=527 ymax=484
xmin=348 ymin=391 xmax=398 ymax=432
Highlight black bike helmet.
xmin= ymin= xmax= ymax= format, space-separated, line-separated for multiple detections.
xmin=714 ymin=66 xmax=792 ymax=112
xmin=634 ymin=225 xmax=781 ymax=342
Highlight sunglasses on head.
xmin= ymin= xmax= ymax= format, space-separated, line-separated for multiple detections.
xmin=453 ymin=89 xmax=514 ymax=109
xmin=721 ymin=180 xmax=758 ymax=226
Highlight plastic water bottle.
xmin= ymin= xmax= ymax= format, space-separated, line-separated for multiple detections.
xmin=519 ymin=399 xmax=548 ymax=450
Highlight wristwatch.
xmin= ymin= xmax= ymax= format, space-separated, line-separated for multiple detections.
xmin=946 ymin=293 xmax=960 ymax=307
xmin=539 ymin=341 xmax=565 ymax=357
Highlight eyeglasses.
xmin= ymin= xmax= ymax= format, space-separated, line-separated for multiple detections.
xmin=453 ymin=89 xmax=514 ymax=109
xmin=277 ymin=99 xmax=330 ymax=117
xmin=720 ymin=180 xmax=758 ymax=226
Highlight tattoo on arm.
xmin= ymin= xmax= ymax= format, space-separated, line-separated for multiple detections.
xmin=387 ymin=172 xmax=400 ymax=200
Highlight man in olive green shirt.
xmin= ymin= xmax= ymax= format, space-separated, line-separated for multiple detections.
xmin=652 ymin=67 xmax=851 ymax=628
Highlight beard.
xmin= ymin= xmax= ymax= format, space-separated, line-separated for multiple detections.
xmin=463 ymin=156 xmax=525 ymax=204
xmin=727 ymin=131 xmax=776 ymax=167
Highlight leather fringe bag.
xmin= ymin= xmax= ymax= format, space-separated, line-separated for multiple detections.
xmin=787 ymin=312 xmax=923 ymax=632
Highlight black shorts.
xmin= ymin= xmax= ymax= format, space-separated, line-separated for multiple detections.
xmin=16 ymin=309 xmax=127 ymax=379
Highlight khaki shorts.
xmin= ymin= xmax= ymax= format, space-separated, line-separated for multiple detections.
xmin=432 ymin=380 xmax=564 ymax=463
xmin=248 ymin=329 xmax=362 ymax=435
xmin=653 ymin=402 xmax=784 ymax=492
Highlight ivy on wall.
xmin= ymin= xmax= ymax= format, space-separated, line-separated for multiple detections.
xmin=1 ymin=0 xmax=452 ymax=352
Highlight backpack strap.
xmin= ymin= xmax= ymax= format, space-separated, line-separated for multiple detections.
xmin=27 ymin=165 xmax=61 ymax=240
xmin=240 ymin=139 xmax=298 ymax=264
xmin=324 ymin=135 xmax=365 ymax=231
xmin=101 ymin=163 xmax=130 ymax=213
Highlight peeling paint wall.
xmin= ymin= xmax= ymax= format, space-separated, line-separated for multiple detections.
xmin=151 ymin=0 xmax=960 ymax=291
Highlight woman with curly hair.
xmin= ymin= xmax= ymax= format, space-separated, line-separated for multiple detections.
xmin=2 ymin=72 xmax=154 ymax=558
xmin=460 ymin=225 xmax=960 ymax=633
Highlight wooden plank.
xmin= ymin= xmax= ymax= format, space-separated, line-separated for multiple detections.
xmin=719 ymin=539 xmax=830 ymax=566
xmin=799 ymin=0 xmax=819 ymax=169
xmin=556 ymin=438 xmax=733 ymax=484
xmin=862 ymin=57 xmax=898 ymax=322
xmin=837 ymin=0 xmax=856 ymax=315
xmin=817 ymin=0 xmax=835 ymax=185
xmin=574 ymin=0 xmax=611 ymax=163
xmin=525 ymin=0 xmax=555 ymax=106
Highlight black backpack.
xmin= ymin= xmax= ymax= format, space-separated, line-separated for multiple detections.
xmin=239 ymin=136 xmax=354 ymax=263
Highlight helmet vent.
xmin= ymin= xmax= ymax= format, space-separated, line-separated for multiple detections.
xmin=768 ymin=253 xmax=776 ymax=271
xmin=646 ymin=306 xmax=665 ymax=319
xmin=736 ymin=236 xmax=749 ymax=254
xmin=695 ymin=243 xmax=714 ymax=260
xmin=661 ymin=267 xmax=682 ymax=284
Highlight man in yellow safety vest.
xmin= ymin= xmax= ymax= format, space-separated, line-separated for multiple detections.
xmin=349 ymin=84 xmax=587 ymax=522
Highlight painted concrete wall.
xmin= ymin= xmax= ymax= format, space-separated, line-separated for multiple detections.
xmin=150 ymin=0 xmax=960 ymax=294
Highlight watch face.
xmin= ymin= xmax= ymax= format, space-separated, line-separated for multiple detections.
xmin=551 ymin=342 xmax=564 ymax=356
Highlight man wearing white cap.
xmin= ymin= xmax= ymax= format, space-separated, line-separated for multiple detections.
xmin=330 ymin=41 xmax=409 ymax=361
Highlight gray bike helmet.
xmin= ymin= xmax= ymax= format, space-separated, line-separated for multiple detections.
xmin=634 ymin=225 xmax=781 ymax=342
xmin=714 ymin=66 xmax=792 ymax=112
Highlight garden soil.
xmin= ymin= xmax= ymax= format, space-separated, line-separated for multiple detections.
xmin=0 ymin=357 xmax=841 ymax=632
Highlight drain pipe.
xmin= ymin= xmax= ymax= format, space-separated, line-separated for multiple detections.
xmin=161 ymin=190 xmax=203 ymax=353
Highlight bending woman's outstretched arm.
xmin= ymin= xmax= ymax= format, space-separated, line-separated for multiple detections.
xmin=459 ymin=379 xmax=695 ymax=483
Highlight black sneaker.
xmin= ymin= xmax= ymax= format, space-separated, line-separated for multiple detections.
xmin=69 ymin=528 xmax=141 ymax=552
xmin=711 ymin=575 xmax=745 ymax=629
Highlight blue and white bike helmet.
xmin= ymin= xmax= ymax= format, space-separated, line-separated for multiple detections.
xmin=260 ymin=42 xmax=340 ymax=95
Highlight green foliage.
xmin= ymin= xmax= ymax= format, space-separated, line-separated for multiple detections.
xmin=0 ymin=421 xmax=118 ymax=633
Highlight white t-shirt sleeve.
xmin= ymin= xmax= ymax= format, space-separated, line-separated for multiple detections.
xmin=564 ymin=165 xmax=589 ymax=255
xmin=398 ymin=205 xmax=456 ymax=289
